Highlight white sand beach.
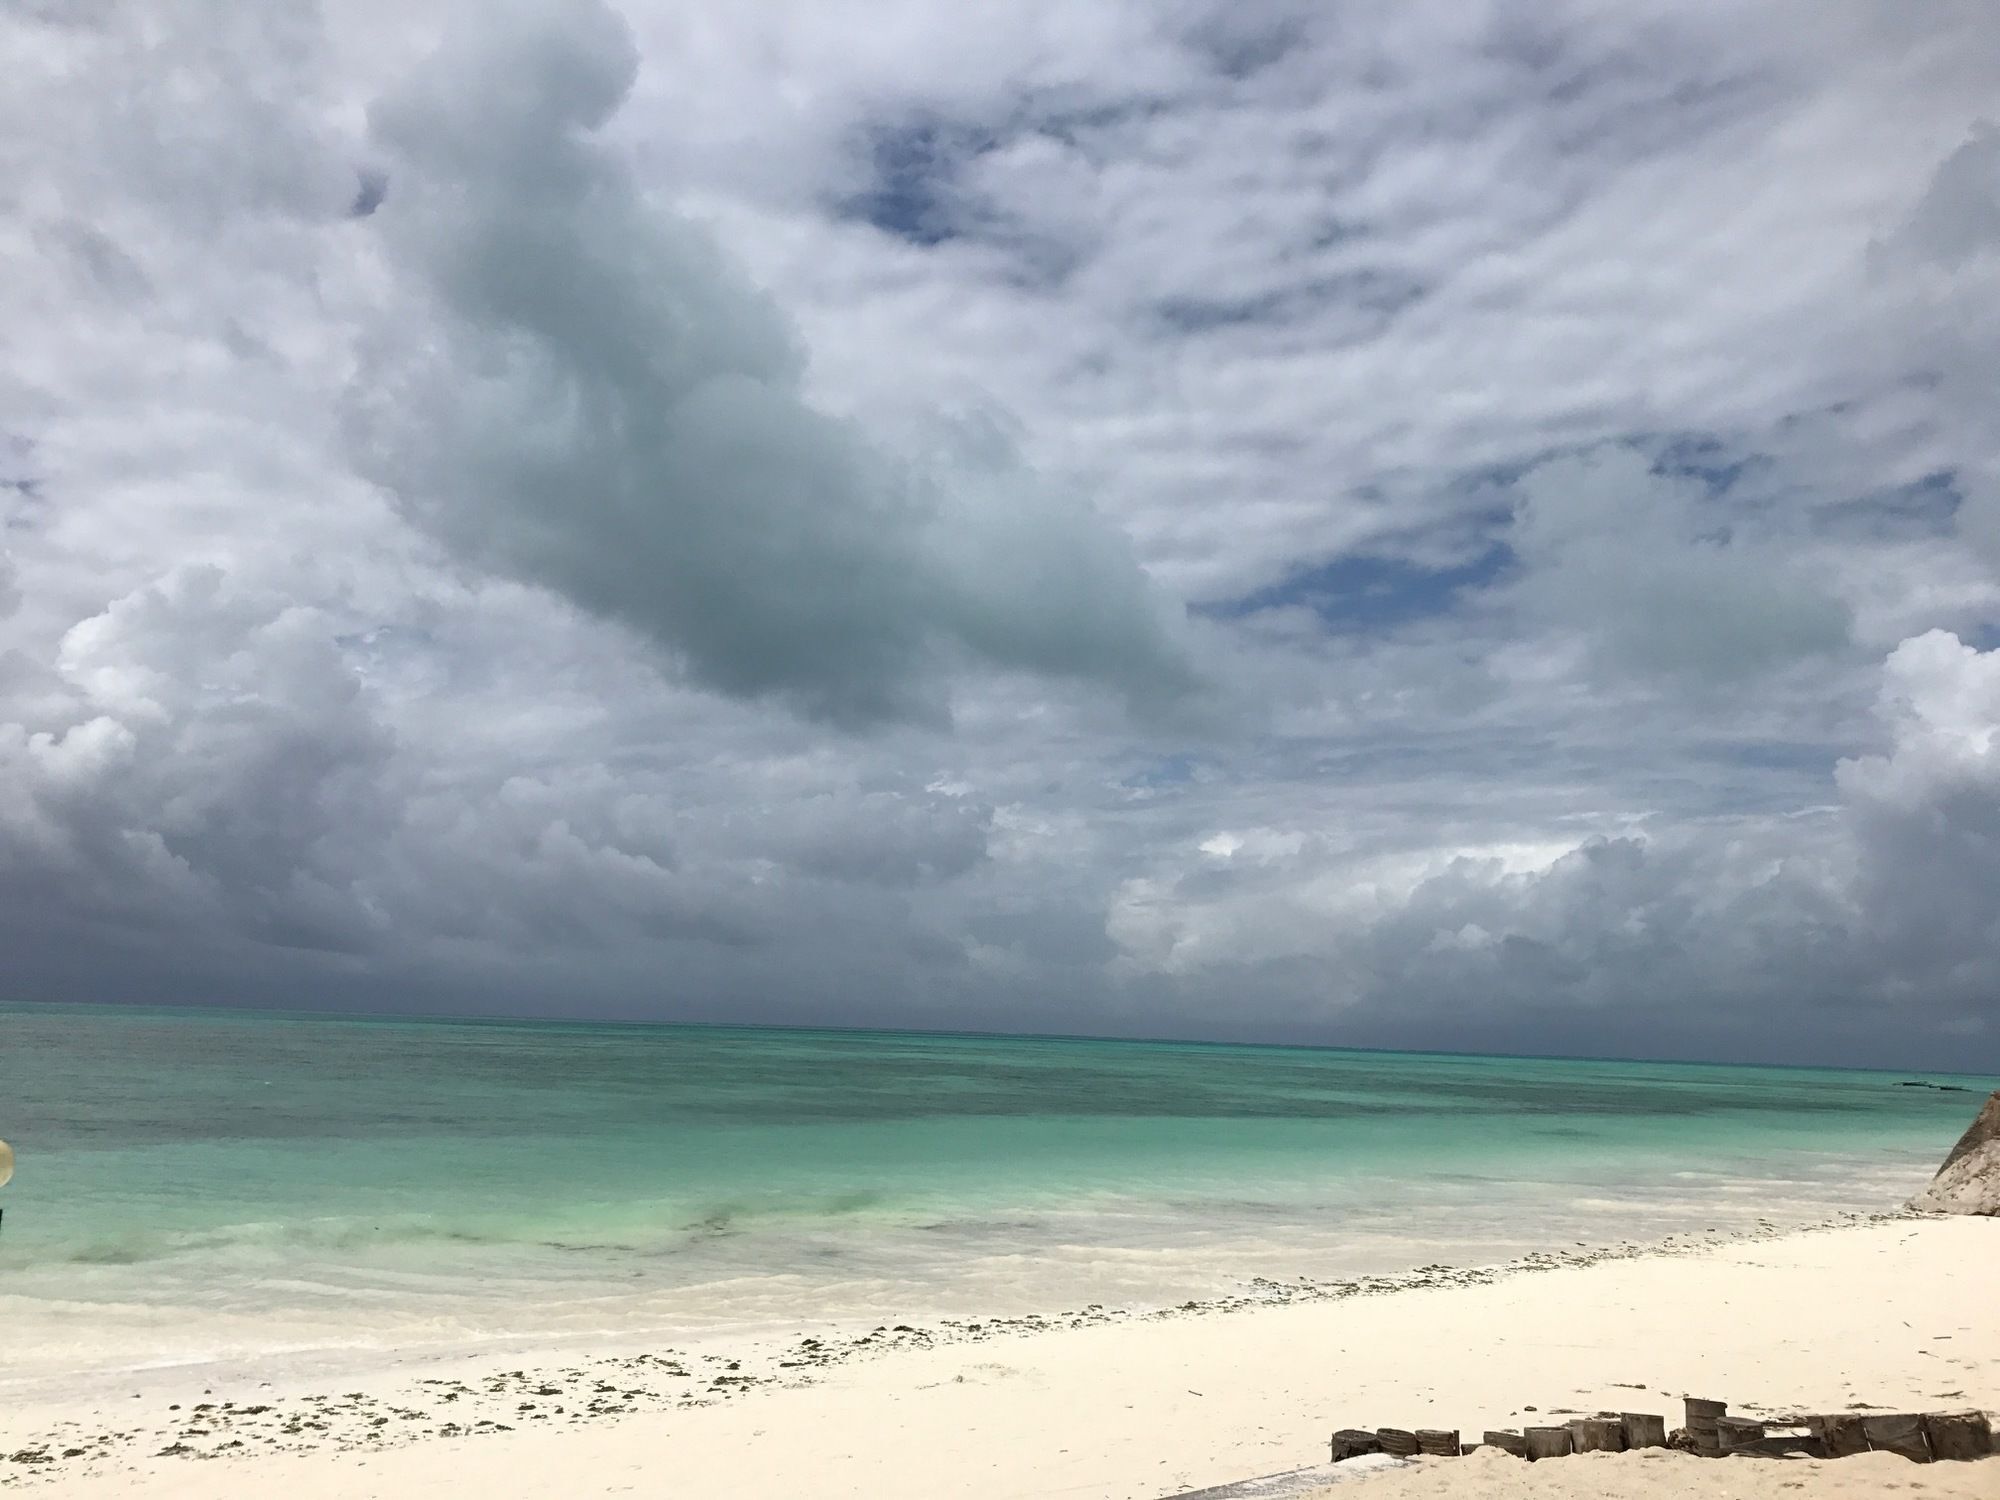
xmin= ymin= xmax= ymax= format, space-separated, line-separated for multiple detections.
xmin=4 ymin=1214 xmax=1994 ymax=1499
xmin=1310 ymin=1446 xmax=2000 ymax=1499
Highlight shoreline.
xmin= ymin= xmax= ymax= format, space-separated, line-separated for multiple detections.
xmin=5 ymin=1206 xmax=1982 ymax=1494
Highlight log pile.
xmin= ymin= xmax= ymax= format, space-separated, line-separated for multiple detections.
xmin=1329 ymin=1398 xmax=1995 ymax=1466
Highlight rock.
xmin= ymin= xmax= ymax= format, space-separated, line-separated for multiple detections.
xmin=1909 ymin=1090 xmax=2000 ymax=1215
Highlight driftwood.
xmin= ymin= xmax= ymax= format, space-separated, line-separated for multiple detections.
xmin=1374 ymin=1428 xmax=1420 ymax=1458
xmin=1328 ymin=1402 xmax=1991 ymax=1470
xmin=1922 ymin=1410 xmax=1994 ymax=1462
xmin=1620 ymin=1412 xmax=1666 ymax=1449
xmin=1713 ymin=1416 xmax=1765 ymax=1455
xmin=1567 ymin=1417 xmax=1624 ymax=1453
xmin=1812 ymin=1413 xmax=1869 ymax=1459
xmin=1328 ymin=1429 xmax=1381 ymax=1462
xmin=1861 ymin=1413 xmax=1931 ymax=1462
xmin=1736 ymin=1433 xmax=1827 ymax=1459
xmin=1683 ymin=1397 xmax=1727 ymax=1456
xmin=1523 ymin=1426 xmax=1573 ymax=1461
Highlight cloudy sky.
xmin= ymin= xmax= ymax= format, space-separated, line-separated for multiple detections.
xmin=5 ymin=0 xmax=2000 ymax=1068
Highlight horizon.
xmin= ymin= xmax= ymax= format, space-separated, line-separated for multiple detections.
xmin=11 ymin=997 xmax=2000 ymax=1082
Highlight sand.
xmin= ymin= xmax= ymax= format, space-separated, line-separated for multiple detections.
xmin=4 ymin=1216 xmax=1995 ymax=1499
xmin=1313 ymin=1446 xmax=2000 ymax=1498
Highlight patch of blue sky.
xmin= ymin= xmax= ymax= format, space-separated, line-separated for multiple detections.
xmin=1813 ymin=469 xmax=1960 ymax=540
xmin=1121 ymin=753 xmax=1200 ymax=791
xmin=835 ymin=96 xmax=1176 ymax=256
xmin=835 ymin=118 xmax=996 ymax=247
xmin=1641 ymin=431 xmax=1765 ymax=494
xmin=1152 ymin=268 xmax=1425 ymax=337
xmin=1 ymin=433 xmax=46 ymax=527
xmin=350 ymin=168 xmax=388 ymax=218
xmin=1203 ymin=545 xmax=1515 ymax=635
xmin=1443 ymin=434 xmax=1754 ymax=505
xmin=1178 ymin=11 xmax=1307 ymax=81
xmin=1701 ymin=740 xmax=1840 ymax=775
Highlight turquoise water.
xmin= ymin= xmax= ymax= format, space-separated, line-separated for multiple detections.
xmin=0 ymin=1004 xmax=1990 ymax=1388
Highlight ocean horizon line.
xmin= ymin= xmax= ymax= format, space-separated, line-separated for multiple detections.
xmin=4 ymin=995 xmax=1996 ymax=1085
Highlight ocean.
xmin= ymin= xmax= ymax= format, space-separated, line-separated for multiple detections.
xmin=0 ymin=1004 xmax=1989 ymax=1397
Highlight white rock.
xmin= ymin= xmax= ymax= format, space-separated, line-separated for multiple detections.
xmin=1909 ymin=1091 xmax=2000 ymax=1216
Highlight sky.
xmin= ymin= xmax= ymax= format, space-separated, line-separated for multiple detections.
xmin=4 ymin=0 xmax=2000 ymax=1068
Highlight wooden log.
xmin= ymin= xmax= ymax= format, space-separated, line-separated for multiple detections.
xmin=1523 ymin=1426 xmax=1573 ymax=1461
xmin=1812 ymin=1413 xmax=1869 ymax=1459
xmin=1567 ymin=1417 xmax=1625 ymax=1453
xmin=1375 ymin=1427 xmax=1421 ymax=1458
xmin=1922 ymin=1410 xmax=1993 ymax=1462
xmin=1329 ymin=1429 xmax=1382 ymax=1462
xmin=1481 ymin=1430 xmax=1528 ymax=1459
xmin=1620 ymin=1412 xmax=1667 ymax=1449
xmin=1684 ymin=1397 xmax=1727 ymax=1455
xmin=1684 ymin=1397 xmax=1728 ymax=1421
xmin=1414 ymin=1429 xmax=1462 ymax=1457
xmin=1736 ymin=1433 xmax=1827 ymax=1460
xmin=1861 ymin=1413 xmax=1931 ymax=1462
xmin=1714 ymin=1416 xmax=1766 ymax=1454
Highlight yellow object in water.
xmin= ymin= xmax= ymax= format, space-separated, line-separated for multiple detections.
xmin=0 ymin=1138 xmax=12 ymax=1189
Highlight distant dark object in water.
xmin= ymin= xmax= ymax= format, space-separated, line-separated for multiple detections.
xmin=1899 ymin=1080 xmax=1972 ymax=1092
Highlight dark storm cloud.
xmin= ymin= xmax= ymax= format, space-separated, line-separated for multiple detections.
xmin=347 ymin=0 xmax=1196 ymax=728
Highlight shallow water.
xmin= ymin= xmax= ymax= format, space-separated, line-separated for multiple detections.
xmin=0 ymin=1004 xmax=1988 ymax=1389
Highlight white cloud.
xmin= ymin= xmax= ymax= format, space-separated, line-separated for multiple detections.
xmin=1102 ymin=633 xmax=2000 ymax=1053
xmin=0 ymin=567 xmax=397 ymax=955
xmin=1834 ymin=631 xmax=2000 ymax=1001
xmin=1509 ymin=446 xmax=1850 ymax=683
